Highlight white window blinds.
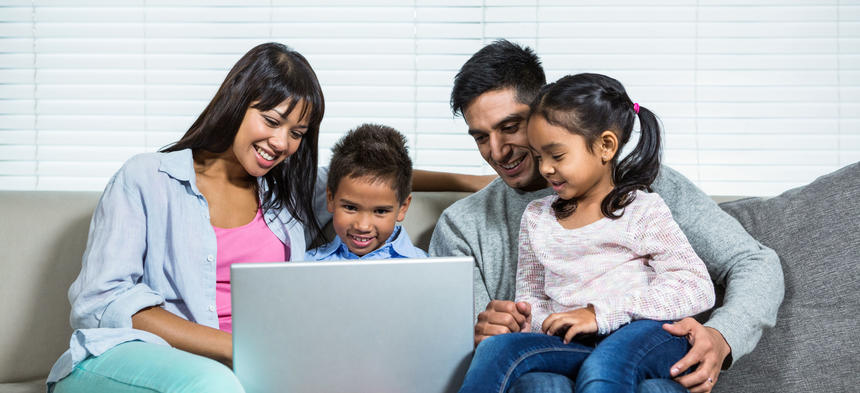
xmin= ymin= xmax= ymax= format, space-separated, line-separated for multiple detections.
xmin=1 ymin=0 xmax=857 ymax=195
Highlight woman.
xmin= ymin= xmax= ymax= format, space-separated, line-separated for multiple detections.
xmin=49 ymin=42 xmax=328 ymax=393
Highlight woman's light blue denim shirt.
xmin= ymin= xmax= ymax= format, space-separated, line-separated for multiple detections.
xmin=47 ymin=149 xmax=329 ymax=385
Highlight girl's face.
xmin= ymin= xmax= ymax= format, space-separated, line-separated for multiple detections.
xmin=232 ymin=99 xmax=310 ymax=178
xmin=527 ymin=115 xmax=614 ymax=203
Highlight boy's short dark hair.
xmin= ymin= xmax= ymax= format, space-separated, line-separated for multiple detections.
xmin=450 ymin=39 xmax=547 ymax=117
xmin=327 ymin=123 xmax=412 ymax=204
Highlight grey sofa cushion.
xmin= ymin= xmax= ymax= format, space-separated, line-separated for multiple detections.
xmin=716 ymin=162 xmax=860 ymax=391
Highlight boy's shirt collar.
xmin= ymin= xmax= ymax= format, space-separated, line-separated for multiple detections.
xmin=306 ymin=225 xmax=427 ymax=261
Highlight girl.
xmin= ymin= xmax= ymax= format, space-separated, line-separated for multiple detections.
xmin=458 ymin=73 xmax=715 ymax=393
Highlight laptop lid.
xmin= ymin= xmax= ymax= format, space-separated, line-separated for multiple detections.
xmin=231 ymin=256 xmax=474 ymax=393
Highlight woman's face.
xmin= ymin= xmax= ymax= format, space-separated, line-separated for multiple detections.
xmin=232 ymin=99 xmax=310 ymax=178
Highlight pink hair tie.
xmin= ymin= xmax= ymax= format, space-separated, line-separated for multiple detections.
xmin=633 ymin=103 xmax=640 ymax=114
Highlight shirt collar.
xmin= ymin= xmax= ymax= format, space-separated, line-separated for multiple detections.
xmin=314 ymin=225 xmax=421 ymax=260
xmin=386 ymin=226 xmax=425 ymax=258
xmin=158 ymin=149 xmax=195 ymax=182
xmin=157 ymin=148 xmax=271 ymax=206
xmin=310 ymin=233 xmax=346 ymax=260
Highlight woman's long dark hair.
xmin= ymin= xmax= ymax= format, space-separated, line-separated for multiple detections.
xmin=162 ymin=42 xmax=324 ymax=238
xmin=530 ymin=73 xmax=661 ymax=219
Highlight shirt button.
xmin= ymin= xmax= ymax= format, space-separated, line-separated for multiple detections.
xmin=207 ymin=255 xmax=214 ymax=263
xmin=208 ymin=305 xmax=215 ymax=312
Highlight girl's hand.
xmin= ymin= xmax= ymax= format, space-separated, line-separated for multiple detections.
xmin=541 ymin=305 xmax=597 ymax=344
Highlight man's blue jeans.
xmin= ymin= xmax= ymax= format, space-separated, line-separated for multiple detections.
xmin=459 ymin=320 xmax=690 ymax=393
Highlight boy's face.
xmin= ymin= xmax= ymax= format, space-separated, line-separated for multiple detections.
xmin=326 ymin=175 xmax=411 ymax=257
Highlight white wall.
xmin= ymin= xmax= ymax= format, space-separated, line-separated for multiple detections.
xmin=1 ymin=0 xmax=857 ymax=195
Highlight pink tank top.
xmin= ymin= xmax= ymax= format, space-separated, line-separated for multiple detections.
xmin=214 ymin=208 xmax=289 ymax=333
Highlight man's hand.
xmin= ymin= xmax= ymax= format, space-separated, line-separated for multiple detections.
xmin=541 ymin=306 xmax=597 ymax=344
xmin=663 ymin=317 xmax=732 ymax=393
xmin=473 ymin=300 xmax=531 ymax=346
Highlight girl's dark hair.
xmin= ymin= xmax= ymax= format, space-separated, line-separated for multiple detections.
xmin=162 ymin=42 xmax=325 ymax=238
xmin=530 ymin=73 xmax=661 ymax=219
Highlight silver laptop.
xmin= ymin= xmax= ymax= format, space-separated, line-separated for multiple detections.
xmin=231 ymin=257 xmax=474 ymax=393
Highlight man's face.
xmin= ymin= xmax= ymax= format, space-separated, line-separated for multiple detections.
xmin=463 ymin=88 xmax=546 ymax=191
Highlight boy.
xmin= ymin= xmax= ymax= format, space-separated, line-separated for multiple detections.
xmin=305 ymin=123 xmax=427 ymax=261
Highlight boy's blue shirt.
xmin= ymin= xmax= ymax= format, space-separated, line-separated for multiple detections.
xmin=305 ymin=225 xmax=428 ymax=261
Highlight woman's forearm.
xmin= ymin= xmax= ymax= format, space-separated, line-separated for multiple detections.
xmin=132 ymin=306 xmax=233 ymax=367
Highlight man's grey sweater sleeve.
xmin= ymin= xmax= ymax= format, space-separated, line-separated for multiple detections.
xmin=655 ymin=167 xmax=785 ymax=368
xmin=429 ymin=210 xmax=490 ymax=321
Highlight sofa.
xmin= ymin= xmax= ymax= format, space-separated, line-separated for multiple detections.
xmin=1 ymin=162 xmax=858 ymax=393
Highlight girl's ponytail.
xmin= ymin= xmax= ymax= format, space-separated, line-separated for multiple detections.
xmin=601 ymin=104 xmax=662 ymax=218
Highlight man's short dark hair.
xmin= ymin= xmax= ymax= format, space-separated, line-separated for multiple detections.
xmin=327 ymin=123 xmax=412 ymax=204
xmin=450 ymin=39 xmax=546 ymax=117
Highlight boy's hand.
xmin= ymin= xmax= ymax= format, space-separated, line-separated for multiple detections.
xmin=542 ymin=305 xmax=597 ymax=344
xmin=474 ymin=300 xmax=532 ymax=346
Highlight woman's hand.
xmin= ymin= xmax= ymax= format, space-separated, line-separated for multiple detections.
xmin=541 ymin=305 xmax=597 ymax=344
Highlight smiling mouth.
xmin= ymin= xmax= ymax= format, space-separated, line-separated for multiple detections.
xmin=497 ymin=154 xmax=526 ymax=170
xmin=348 ymin=234 xmax=375 ymax=247
xmin=255 ymin=145 xmax=275 ymax=161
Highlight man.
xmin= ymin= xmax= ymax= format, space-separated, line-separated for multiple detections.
xmin=429 ymin=40 xmax=784 ymax=393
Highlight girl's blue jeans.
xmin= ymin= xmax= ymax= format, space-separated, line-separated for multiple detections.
xmin=458 ymin=319 xmax=690 ymax=393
